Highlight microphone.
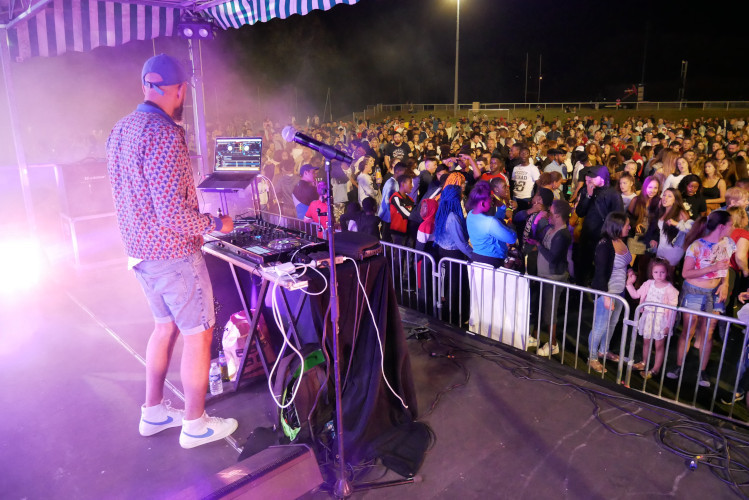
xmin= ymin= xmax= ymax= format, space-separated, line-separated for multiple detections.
xmin=282 ymin=125 xmax=353 ymax=163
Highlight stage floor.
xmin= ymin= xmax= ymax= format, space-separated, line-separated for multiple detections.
xmin=1 ymin=259 xmax=744 ymax=500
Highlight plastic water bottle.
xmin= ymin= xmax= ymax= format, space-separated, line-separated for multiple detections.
xmin=218 ymin=351 xmax=229 ymax=382
xmin=209 ymin=362 xmax=223 ymax=395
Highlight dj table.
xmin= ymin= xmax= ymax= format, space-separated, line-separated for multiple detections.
xmin=204 ymin=226 xmax=418 ymax=463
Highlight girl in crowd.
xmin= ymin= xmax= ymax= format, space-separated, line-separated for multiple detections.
xmin=588 ymin=212 xmax=632 ymax=374
xmin=663 ymin=156 xmax=691 ymax=191
xmin=667 ymin=210 xmax=735 ymax=388
xmin=466 ymin=181 xmax=517 ymax=267
xmin=530 ymin=200 xmax=573 ymax=357
xmin=627 ymin=176 xmax=661 ymax=282
xmin=356 ymin=155 xmax=379 ymax=205
xmin=679 ymin=174 xmax=708 ymax=220
xmin=645 ymin=188 xmax=693 ymax=270
xmin=587 ymin=142 xmax=602 ymax=166
xmin=434 ymin=185 xmax=473 ymax=325
xmin=702 ymin=160 xmax=726 ymax=212
xmin=623 ymin=161 xmax=641 ymax=190
xmin=618 ymin=172 xmax=638 ymax=209
xmin=626 ymin=258 xmax=680 ymax=379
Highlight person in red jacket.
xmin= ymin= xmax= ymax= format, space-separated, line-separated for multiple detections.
xmin=389 ymin=175 xmax=415 ymax=247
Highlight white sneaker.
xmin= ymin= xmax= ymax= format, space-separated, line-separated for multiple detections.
xmin=526 ymin=335 xmax=538 ymax=348
xmin=139 ymin=400 xmax=184 ymax=436
xmin=179 ymin=412 xmax=238 ymax=449
xmin=537 ymin=342 xmax=559 ymax=357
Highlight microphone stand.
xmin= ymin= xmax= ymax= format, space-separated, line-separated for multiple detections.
xmin=299 ymin=143 xmax=415 ymax=497
xmin=321 ymin=156 xmax=351 ymax=499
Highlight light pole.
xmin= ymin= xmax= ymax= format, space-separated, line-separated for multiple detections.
xmin=453 ymin=0 xmax=460 ymax=117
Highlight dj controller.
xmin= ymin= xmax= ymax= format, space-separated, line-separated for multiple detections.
xmin=205 ymin=219 xmax=323 ymax=266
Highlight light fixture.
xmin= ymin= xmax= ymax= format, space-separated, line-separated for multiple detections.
xmin=177 ymin=13 xmax=216 ymax=40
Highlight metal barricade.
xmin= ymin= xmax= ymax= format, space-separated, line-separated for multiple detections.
xmin=380 ymin=241 xmax=438 ymax=316
xmin=624 ymin=301 xmax=749 ymax=423
xmin=431 ymin=258 xmax=632 ymax=381
xmin=521 ymin=274 xmax=631 ymax=381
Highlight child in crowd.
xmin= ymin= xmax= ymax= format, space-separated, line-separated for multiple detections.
xmin=357 ymin=196 xmax=381 ymax=239
xmin=626 ymin=258 xmax=680 ymax=379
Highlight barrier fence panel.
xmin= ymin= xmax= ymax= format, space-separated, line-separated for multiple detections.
xmin=381 ymin=241 xmax=438 ymax=317
xmin=521 ymin=273 xmax=631 ymax=379
xmin=625 ymin=302 xmax=749 ymax=424
xmin=433 ymin=257 xmax=632 ymax=382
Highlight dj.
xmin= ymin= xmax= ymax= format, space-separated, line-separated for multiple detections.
xmin=106 ymin=54 xmax=238 ymax=449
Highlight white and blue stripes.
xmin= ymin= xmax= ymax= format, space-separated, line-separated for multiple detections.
xmin=205 ymin=0 xmax=360 ymax=30
xmin=7 ymin=0 xmax=180 ymax=61
xmin=6 ymin=0 xmax=360 ymax=62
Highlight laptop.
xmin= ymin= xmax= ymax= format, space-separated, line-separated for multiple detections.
xmin=198 ymin=137 xmax=262 ymax=191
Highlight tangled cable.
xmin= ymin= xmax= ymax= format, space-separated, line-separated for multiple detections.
xmin=410 ymin=325 xmax=749 ymax=499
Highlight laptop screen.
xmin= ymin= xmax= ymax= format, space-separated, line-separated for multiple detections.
xmin=214 ymin=137 xmax=263 ymax=172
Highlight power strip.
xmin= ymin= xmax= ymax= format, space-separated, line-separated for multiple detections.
xmin=266 ymin=262 xmax=297 ymax=275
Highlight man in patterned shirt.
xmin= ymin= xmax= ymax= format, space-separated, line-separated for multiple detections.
xmin=107 ymin=54 xmax=237 ymax=449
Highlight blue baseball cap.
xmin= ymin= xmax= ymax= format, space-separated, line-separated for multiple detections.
xmin=141 ymin=54 xmax=188 ymax=95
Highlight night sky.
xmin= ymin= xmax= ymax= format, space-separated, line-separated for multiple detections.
xmin=211 ymin=0 xmax=749 ymax=112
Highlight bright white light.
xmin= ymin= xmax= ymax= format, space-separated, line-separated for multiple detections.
xmin=183 ymin=27 xmax=194 ymax=38
xmin=198 ymin=28 xmax=209 ymax=38
xmin=0 ymin=238 xmax=45 ymax=295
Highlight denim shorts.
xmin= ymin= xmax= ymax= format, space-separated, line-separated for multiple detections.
xmin=680 ymin=281 xmax=724 ymax=314
xmin=133 ymin=251 xmax=215 ymax=335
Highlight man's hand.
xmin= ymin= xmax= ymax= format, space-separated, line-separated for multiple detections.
xmin=219 ymin=215 xmax=234 ymax=234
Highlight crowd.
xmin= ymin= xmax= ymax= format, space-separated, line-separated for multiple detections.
xmin=242 ymin=112 xmax=749 ymax=401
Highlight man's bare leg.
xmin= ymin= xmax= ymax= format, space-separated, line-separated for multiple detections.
xmin=181 ymin=328 xmax=213 ymax=420
xmin=145 ymin=321 xmax=179 ymax=407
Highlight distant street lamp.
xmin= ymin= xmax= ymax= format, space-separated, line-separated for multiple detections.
xmin=453 ymin=0 xmax=460 ymax=117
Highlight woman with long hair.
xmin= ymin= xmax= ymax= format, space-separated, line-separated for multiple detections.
xmin=434 ymin=185 xmax=473 ymax=325
xmin=663 ymin=156 xmax=691 ymax=191
xmin=701 ymin=160 xmax=726 ymax=211
xmin=356 ymin=155 xmax=379 ymax=205
xmin=667 ymin=210 xmax=735 ymax=388
xmin=588 ymin=212 xmax=632 ymax=373
xmin=627 ymin=176 xmax=661 ymax=276
xmin=645 ymin=188 xmax=693 ymax=268
xmin=679 ymin=174 xmax=707 ymax=220
xmin=587 ymin=142 xmax=602 ymax=166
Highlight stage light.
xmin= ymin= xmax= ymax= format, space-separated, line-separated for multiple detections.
xmin=177 ymin=14 xmax=216 ymax=40
xmin=0 ymin=237 xmax=45 ymax=295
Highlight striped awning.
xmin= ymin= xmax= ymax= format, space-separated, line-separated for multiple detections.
xmin=205 ymin=0 xmax=360 ymax=30
xmin=6 ymin=0 xmax=181 ymax=62
xmin=5 ymin=0 xmax=361 ymax=62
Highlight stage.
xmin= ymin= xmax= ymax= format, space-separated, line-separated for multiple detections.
xmin=1 ymin=254 xmax=744 ymax=500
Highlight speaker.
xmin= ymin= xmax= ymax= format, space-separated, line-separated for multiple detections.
xmin=178 ymin=444 xmax=323 ymax=499
xmin=55 ymin=159 xmax=114 ymax=218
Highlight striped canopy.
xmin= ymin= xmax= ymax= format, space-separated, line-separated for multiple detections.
xmin=4 ymin=0 xmax=361 ymax=62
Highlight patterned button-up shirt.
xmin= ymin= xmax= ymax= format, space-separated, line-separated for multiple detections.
xmin=107 ymin=102 xmax=217 ymax=260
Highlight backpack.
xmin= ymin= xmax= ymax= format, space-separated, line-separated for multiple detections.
xmin=273 ymin=349 xmax=332 ymax=444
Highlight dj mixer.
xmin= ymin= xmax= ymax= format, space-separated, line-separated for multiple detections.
xmin=205 ymin=219 xmax=322 ymax=265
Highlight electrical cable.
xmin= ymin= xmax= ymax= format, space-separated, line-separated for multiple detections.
xmin=413 ymin=326 xmax=749 ymax=498
xmin=265 ymin=262 xmax=328 ymax=412
xmin=343 ymin=256 xmax=408 ymax=409
xmin=255 ymin=173 xmax=283 ymax=221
